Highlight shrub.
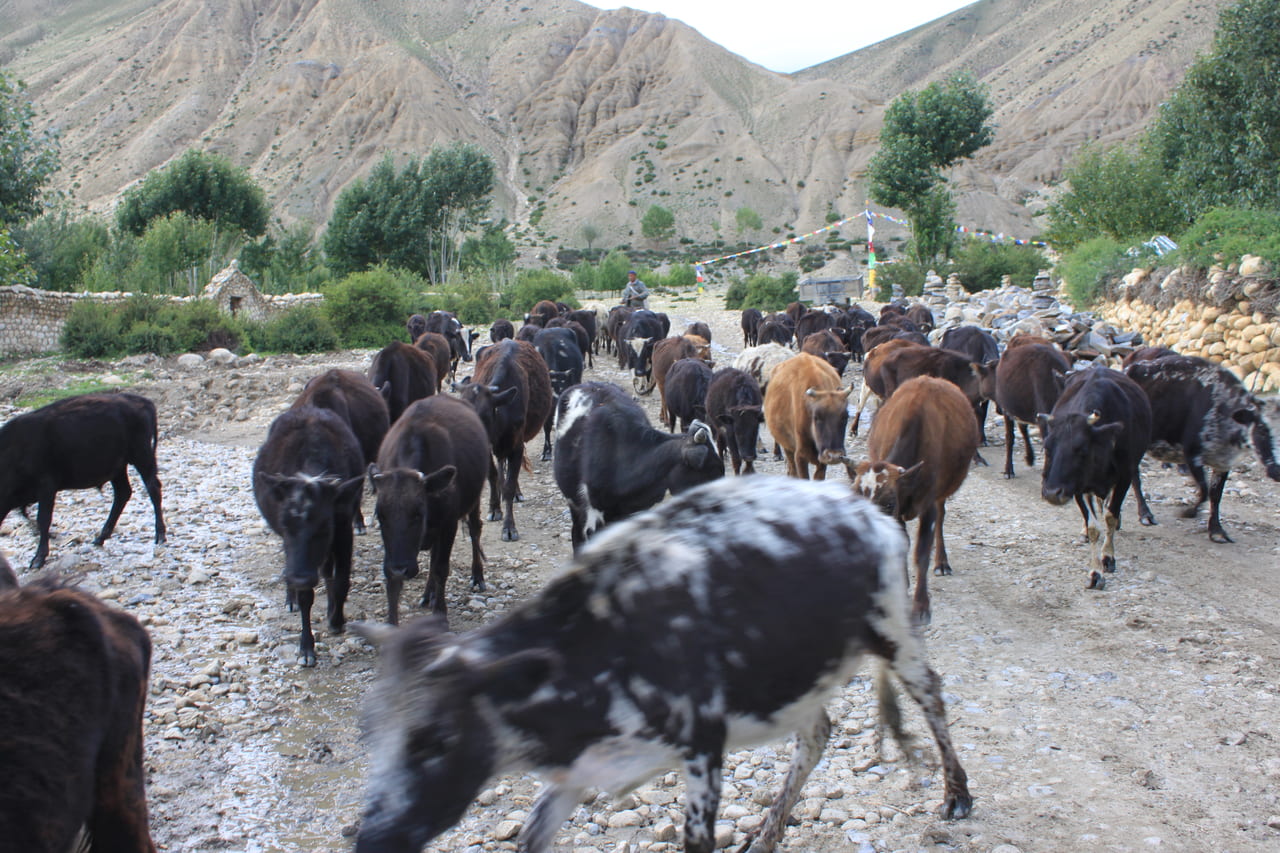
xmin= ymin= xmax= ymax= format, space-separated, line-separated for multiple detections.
xmin=60 ymin=301 xmax=124 ymax=359
xmin=1174 ymin=206 xmax=1280 ymax=270
xmin=872 ymin=260 xmax=927 ymax=300
xmin=723 ymin=271 xmax=798 ymax=311
xmin=160 ymin=299 xmax=247 ymax=352
xmin=501 ymin=269 xmax=578 ymax=316
xmin=949 ymin=238 xmax=1048 ymax=292
xmin=122 ymin=322 xmax=179 ymax=357
xmin=660 ymin=264 xmax=697 ymax=290
xmin=253 ymin=303 xmax=339 ymax=354
xmin=323 ymin=266 xmax=422 ymax=348
xmin=1058 ymin=237 xmax=1128 ymax=308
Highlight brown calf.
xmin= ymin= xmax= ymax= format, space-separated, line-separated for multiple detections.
xmin=650 ymin=335 xmax=713 ymax=423
xmin=846 ymin=376 xmax=980 ymax=624
xmin=852 ymin=338 xmax=926 ymax=437
xmin=763 ymin=353 xmax=852 ymax=480
xmin=0 ymin=574 xmax=156 ymax=852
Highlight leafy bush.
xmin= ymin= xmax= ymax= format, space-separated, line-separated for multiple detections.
xmin=433 ymin=272 xmax=501 ymax=325
xmin=1058 ymin=237 xmax=1128 ymax=308
xmin=501 ymin=269 xmax=578 ymax=316
xmin=122 ymin=322 xmax=179 ymax=357
xmin=1174 ymin=206 xmax=1280 ymax=270
xmin=949 ymin=238 xmax=1048 ymax=292
xmin=872 ymin=259 xmax=927 ymax=300
xmin=323 ymin=266 xmax=423 ymax=348
xmin=660 ymin=264 xmax=697 ymax=290
xmin=723 ymin=271 xmax=798 ymax=311
xmin=161 ymin=299 xmax=247 ymax=352
xmin=251 ymin=303 xmax=339 ymax=354
xmin=60 ymin=300 xmax=124 ymax=359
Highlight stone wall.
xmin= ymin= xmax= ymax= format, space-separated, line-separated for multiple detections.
xmin=1095 ymin=266 xmax=1280 ymax=394
xmin=0 ymin=266 xmax=323 ymax=356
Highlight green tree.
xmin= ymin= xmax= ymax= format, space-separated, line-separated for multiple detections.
xmin=324 ymin=143 xmax=494 ymax=284
xmin=641 ymin=204 xmax=676 ymax=243
xmin=137 ymin=211 xmax=223 ymax=294
xmin=735 ymin=206 xmax=763 ymax=235
xmin=0 ymin=223 xmax=34 ymax=286
xmin=15 ymin=209 xmax=109 ymax=291
xmin=240 ymin=223 xmax=328 ymax=294
xmin=868 ymin=73 xmax=993 ymax=266
xmin=580 ymin=223 xmax=601 ymax=252
xmin=949 ymin=237 xmax=1048 ymax=292
xmin=115 ymin=149 xmax=269 ymax=239
xmin=1147 ymin=0 xmax=1280 ymax=212
xmin=0 ymin=72 xmax=61 ymax=227
xmin=1042 ymin=144 xmax=1189 ymax=252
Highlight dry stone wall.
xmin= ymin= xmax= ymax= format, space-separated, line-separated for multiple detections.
xmin=0 ymin=264 xmax=323 ymax=357
xmin=1096 ymin=266 xmax=1280 ymax=394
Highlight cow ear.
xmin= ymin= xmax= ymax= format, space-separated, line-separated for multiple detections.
xmin=257 ymin=472 xmax=290 ymax=501
xmin=492 ymin=387 xmax=518 ymax=405
xmin=1231 ymin=408 xmax=1256 ymax=425
xmin=420 ymin=465 xmax=456 ymax=494
xmin=336 ymin=474 xmax=366 ymax=504
xmin=378 ymin=382 xmax=393 ymax=402
xmin=475 ymin=649 xmax=561 ymax=703
xmin=897 ymin=461 xmax=927 ymax=491
xmin=717 ymin=413 xmax=734 ymax=425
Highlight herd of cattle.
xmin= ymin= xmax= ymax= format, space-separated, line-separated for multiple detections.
xmin=1 ymin=295 xmax=1278 ymax=852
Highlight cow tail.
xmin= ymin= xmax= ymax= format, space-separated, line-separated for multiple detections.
xmin=875 ymin=660 xmax=915 ymax=761
xmin=521 ymin=452 xmax=532 ymax=474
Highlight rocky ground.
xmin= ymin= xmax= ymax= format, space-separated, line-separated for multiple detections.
xmin=2 ymin=290 xmax=1279 ymax=853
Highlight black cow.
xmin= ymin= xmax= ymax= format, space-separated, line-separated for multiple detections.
xmin=604 ymin=305 xmax=633 ymax=357
xmin=1125 ymin=355 xmax=1280 ymax=542
xmin=684 ymin=320 xmax=712 ymax=343
xmin=841 ymin=304 xmax=877 ymax=362
xmin=565 ymin=309 xmax=600 ymax=357
xmin=757 ymin=316 xmax=794 ymax=347
xmin=940 ymin=325 xmax=1000 ymax=442
xmin=406 ymin=313 xmax=429 ymax=343
xmin=424 ymin=311 xmax=476 ymax=377
xmin=253 ymin=406 xmax=365 ymax=666
xmin=0 ymin=392 xmax=166 ymax=570
xmin=984 ymin=343 xmax=1071 ymax=479
xmin=552 ymin=382 xmax=724 ymax=550
xmin=546 ymin=317 xmax=593 ymax=368
xmin=794 ymin=310 xmax=836 ymax=348
xmin=291 ymin=369 xmax=390 ymax=533
xmin=456 ymin=340 xmax=554 ymax=542
xmin=412 ymin=332 xmax=452 ymax=393
xmin=741 ymin=308 xmax=763 ymax=347
xmin=1040 ymin=368 xmax=1152 ymax=590
xmin=516 ymin=323 xmax=540 ymax=343
xmin=489 ymin=318 xmax=515 ymax=343
xmin=533 ymin=327 xmax=585 ymax=460
xmin=661 ymin=357 xmax=714 ymax=433
xmin=705 ymin=367 xmax=764 ymax=475
xmin=368 ymin=342 xmax=437 ymax=424
xmin=370 ymin=395 xmax=491 ymax=625
xmin=616 ymin=309 xmax=666 ymax=369
xmin=0 ymin=574 xmax=156 ymax=853
xmin=352 ymin=476 xmax=971 ymax=853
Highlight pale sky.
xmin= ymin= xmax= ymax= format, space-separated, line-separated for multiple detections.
xmin=588 ymin=1 xmax=977 ymax=73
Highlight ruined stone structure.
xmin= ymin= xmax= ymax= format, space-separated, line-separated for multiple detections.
xmin=0 ymin=264 xmax=323 ymax=356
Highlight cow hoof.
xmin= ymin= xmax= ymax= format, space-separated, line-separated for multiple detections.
xmin=502 ymin=529 xmax=519 ymax=542
xmin=471 ymin=579 xmax=487 ymax=593
xmin=354 ymin=522 xmax=366 ymax=535
xmin=487 ymin=511 xmax=502 ymax=522
xmin=299 ymin=650 xmax=318 ymax=668
xmin=93 ymin=535 xmax=107 ymax=547
xmin=1087 ymin=571 xmax=1106 ymax=590
xmin=155 ymin=532 xmax=167 ymax=544
xmin=1209 ymin=529 xmax=1233 ymax=544
xmin=911 ymin=606 xmax=932 ymax=627
xmin=1102 ymin=556 xmax=1116 ymax=573
xmin=942 ymin=792 xmax=973 ymax=820
xmin=1179 ymin=505 xmax=1200 ymax=519
xmin=934 ymin=563 xmax=953 ymax=576
xmin=1003 ymin=470 xmax=1015 ymax=480
xmin=1139 ymin=514 xmax=1156 ymax=526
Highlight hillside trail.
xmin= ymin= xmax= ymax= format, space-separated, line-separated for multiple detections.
xmin=0 ymin=289 xmax=1277 ymax=853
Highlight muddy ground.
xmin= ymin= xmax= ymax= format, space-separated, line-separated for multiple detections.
xmin=1 ymin=290 xmax=1278 ymax=853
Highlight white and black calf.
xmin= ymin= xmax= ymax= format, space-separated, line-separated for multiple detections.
xmin=552 ymin=382 xmax=723 ymax=550
xmin=353 ymin=476 xmax=972 ymax=853
xmin=1125 ymin=354 xmax=1280 ymax=542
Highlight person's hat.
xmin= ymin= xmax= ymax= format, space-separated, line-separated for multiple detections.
xmin=628 ymin=270 xmax=637 ymax=275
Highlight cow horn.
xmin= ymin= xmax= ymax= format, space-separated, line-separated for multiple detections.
xmin=805 ymin=387 xmax=817 ymax=397
xmin=488 ymin=385 xmax=501 ymax=393
xmin=1087 ymin=410 xmax=1101 ymax=425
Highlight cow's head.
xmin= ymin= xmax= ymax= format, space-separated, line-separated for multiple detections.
xmin=257 ymin=472 xmax=365 ymax=590
xmin=846 ymin=459 xmax=926 ymax=520
xmin=457 ymin=383 xmax=520 ymax=444
xmin=823 ymin=351 xmax=851 ymax=377
xmin=804 ymin=386 xmax=854 ymax=464
xmin=669 ymin=421 xmax=725 ymax=493
xmin=354 ymin=617 xmax=560 ymax=853
xmin=718 ymin=405 xmax=763 ymax=472
xmin=369 ymin=464 xmax=457 ymax=583
xmin=1039 ymin=410 xmax=1125 ymax=505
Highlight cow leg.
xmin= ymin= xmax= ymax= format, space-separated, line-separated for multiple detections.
xmin=519 ymin=783 xmax=585 ymax=852
xmin=132 ymin=458 xmax=167 ymax=544
xmin=1003 ymin=416 xmax=1017 ymax=479
xmin=385 ymin=574 xmax=404 ymax=626
xmin=569 ymin=504 xmax=587 ymax=553
xmin=1206 ymin=469 xmax=1233 ymax=543
xmin=933 ymin=500 xmax=952 ymax=576
xmin=881 ymin=647 xmax=972 ymax=820
xmin=95 ymin=471 xmax=133 ymax=547
xmin=1181 ymin=460 xmax=1211 ymax=520
xmin=681 ymin=743 xmax=726 ymax=853
xmin=424 ymin=527 xmax=459 ymax=614
xmin=487 ymin=457 xmax=503 ymax=522
xmin=1020 ymin=423 xmax=1035 ymax=469
xmin=541 ymin=418 xmax=553 ymax=462
xmin=1132 ymin=467 xmax=1157 ymax=526
xmin=740 ymin=711 xmax=831 ymax=853
xmin=327 ymin=523 xmax=354 ymax=633
xmin=813 ymin=462 xmax=827 ymax=481
xmin=90 ymin=681 xmax=153 ymax=853
xmin=467 ymin=503 xmax=487 ymax=591
xmin=912 ymin=506 xmax=938 ymax=625
xmin=501 ymin=449 xmax=521 ymax=541
xmin=295 ymin=587 xmax=318 ymax=667
xmin=353 ymin=507 xmax=367 ymax=535
xmin=1080 ymin=495 xmax=1106 ymax=590
xmin=29 ymin=495 xmax=58 ymax=570
xmin=976 ymin=399 xmax=991 ymax=446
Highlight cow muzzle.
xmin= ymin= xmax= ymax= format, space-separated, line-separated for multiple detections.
xmin=818 ymin=449 xmax=846 ymax=465
xmin=1041 ymin=485 xmax=1072 ymax=506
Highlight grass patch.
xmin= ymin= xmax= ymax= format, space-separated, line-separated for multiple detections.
xmin=15 ymin=377 xmax=127 ymax=409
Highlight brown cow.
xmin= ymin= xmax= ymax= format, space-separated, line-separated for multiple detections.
xmin=763 ymin=353 xmax=852 ymax=480
xmin=412 ymin=331 xmax=453 ymax=391
xmin=846 ymin=376 xmax=980 ymax=624
xmin=876 ymin=345 xmax=995 ymax=445
xmin=1 ymin=574 xmax=156 ymax=853
xmin=986 ymin=344 xmax=1071 ymax=478
xmin=642 ymin=335 xmax=713 ymax=418
xmin=800 ymin=329 xmax=851 ymax=376
xmin=852 ymin=338 xmax=926 ymax=437
xmin=368 ymin=342 xmax=438 ymax=423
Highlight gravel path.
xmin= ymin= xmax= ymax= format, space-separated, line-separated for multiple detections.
xmin=2 ymin=290 xmax=1278 ymax=853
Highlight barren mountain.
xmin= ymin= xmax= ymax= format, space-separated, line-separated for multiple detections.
xmin=0 ymin=0 xmax=1232 ymax=248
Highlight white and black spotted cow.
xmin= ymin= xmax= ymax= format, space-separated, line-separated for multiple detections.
xmin=551 ymin=381 xmax=724 ymax=550
xmin=352 ymin=476 xmax=972 ymax=853
xmin=1125 ymin=354 xmax=1280 ymax=542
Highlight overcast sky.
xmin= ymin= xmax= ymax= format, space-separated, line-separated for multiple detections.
xmin=586 ymin=1 xmax=977 ymax=73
